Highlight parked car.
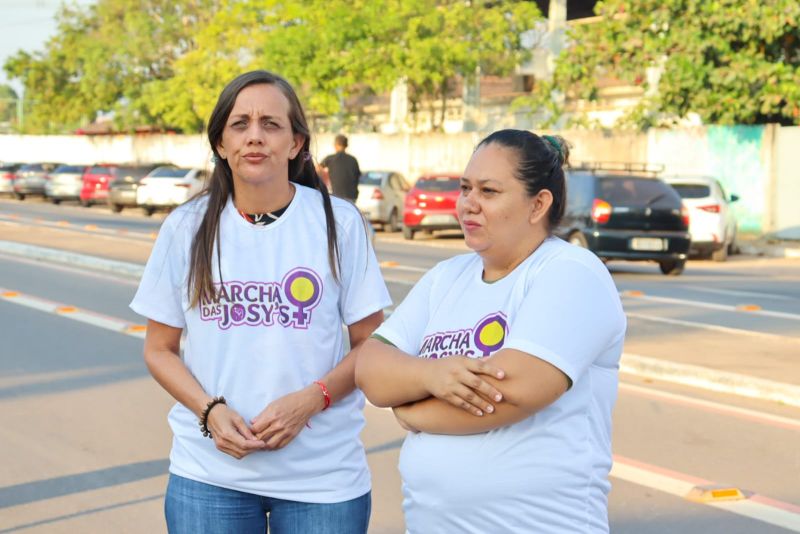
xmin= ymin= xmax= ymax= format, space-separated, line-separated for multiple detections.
xmin=663 ymin=175 xmax=739 ymax=262
xmin=402 ymin=173 xmax=462 ymax=240
xmin=556 ymin=164 xmax=691 ymax=275
xmin=356 ymin=170 xmax=410 ymax=232
xmin=136 ymin=166 xmax=208 ymax=215
xmin=13 ymin=163 xmax=62 ymax=200
xmin=0 ymin=163 xmax=22 ymax=196
xmin=80 ymin=164 xmax=120 ymax=207
xmin=107 ymin=163 xmax=166 ymax=213
xmin=45 ymin=164 xmax=88 ymax=204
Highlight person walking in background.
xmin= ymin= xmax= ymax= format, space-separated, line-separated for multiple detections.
xmin=356 ymin=129 xmax=626 ymax=533
xmin=321 ymin=134 xmax=361 ymax=202
xmin=131 ymin=70 xmax=390 ymax=534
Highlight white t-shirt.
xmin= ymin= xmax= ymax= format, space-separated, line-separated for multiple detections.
xmin=375 ymin=237 xmax=626 ymax=533
xmin=130 ymin=184 xmax=391 ymax=503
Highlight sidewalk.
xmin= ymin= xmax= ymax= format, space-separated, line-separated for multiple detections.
xmin=737 ymin=230 xmax=800 ymax=259
xmin=1 ymin=225 xmax=799 ymax=408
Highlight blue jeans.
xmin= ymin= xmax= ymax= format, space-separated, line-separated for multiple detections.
xmin=165 ymin=473 xmax=371 ymax=534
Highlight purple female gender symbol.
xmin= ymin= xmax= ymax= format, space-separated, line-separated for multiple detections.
xmin=472 ymin=313 xmax=508 ymax=356
xmin=283 ymin=269 xmax=322 ymax=326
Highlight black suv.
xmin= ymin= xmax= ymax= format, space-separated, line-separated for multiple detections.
xmin=556 ymin=163 xmax=691 ymax=275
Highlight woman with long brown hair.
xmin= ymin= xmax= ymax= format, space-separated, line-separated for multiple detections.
xmin=131 ymin=71 xmax=389 ymax=533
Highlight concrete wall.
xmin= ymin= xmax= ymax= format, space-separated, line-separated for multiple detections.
xmin=1 ymin=125 xmax=797 ymax=234
xmin=773 ymin=126 xmax=800 ymax=235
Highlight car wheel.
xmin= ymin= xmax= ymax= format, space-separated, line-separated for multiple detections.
xmin=144 ymin=206 xmax=155 ymax=216
xmin=568 ymin=231 xmax=589 ymax=248
xmin=711 ymin=246 xmax=728 ymax=262
xmin=80 ymin=199 xmax=91 ymax=207
xmin=14 ymin=193 xmax=25 ymax=200
xmin=387 ymin=209 xmax=400 ymax=233
xmin=659 ymin=259 xmax=686 ymax=276
xmin=403 ymin=226 xmax=415 ymax=240
xmin=51 ymin=198 xmax=61 ymax=205
xmin=110 ymin=204 xmax=123 ymax=213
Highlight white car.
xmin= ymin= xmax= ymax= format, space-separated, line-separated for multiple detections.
xmin=136 ymin=166 xmax=208 ymax=216
xmin=356 ymin=170 xmax=410 ymax=232
xmin=663 ymin=175 xmax=739 ymax=261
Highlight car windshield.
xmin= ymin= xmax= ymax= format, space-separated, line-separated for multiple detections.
xmin=598 ymin=177 xmax=680 ymax=207
xmin=149 ymin=167 xmax=190 ymax=178
xmin=19 ymin=164 xmax=44 ymax=172
xmin=669 ymin=184 xmax=711 ymax=199
xmin=54 ymin=165 xmax=85 ymax=174
xmin=360 ymin=172 xmax=387 ymax=186
xmin=415 ymin=177 xmax=460 ymax=192
xmin=90 ymin=166 xmax=114 ymax=174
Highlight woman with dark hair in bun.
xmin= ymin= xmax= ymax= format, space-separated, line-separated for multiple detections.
xmin=131 ymin=71 xmax=390 ymax=533
xmin=357 ymin=129 xmax=625 ymax=533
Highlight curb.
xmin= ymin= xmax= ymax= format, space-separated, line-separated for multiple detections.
xmin=739 ymin=242 xmax=800 ymax=259
xmin=621 ymin=353 xmax=800 ymax=408
xmin=2 ymin=240 xmax=799 ymax=407
xmin=0 ymin=240 xmax=144 ymax=279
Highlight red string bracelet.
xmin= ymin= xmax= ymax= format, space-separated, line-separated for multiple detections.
xmin=314 ymin=380 xmax=331 ymax=411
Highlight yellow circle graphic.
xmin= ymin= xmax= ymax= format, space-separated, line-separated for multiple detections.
xmin=290 ymin=277 xmax=315 ymax=302
xmin=479 ymin=321 xmax=505 ymax=346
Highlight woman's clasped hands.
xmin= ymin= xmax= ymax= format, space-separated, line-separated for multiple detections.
xmin=206 ymin=385 xmax=324 ymax=459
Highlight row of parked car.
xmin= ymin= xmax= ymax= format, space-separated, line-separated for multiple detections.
xmin=0 ymin=162 xmax=207 ymax=215
xmin=360 ymin=165 xmax=740 ymax=276
xmin=1 ymin=161 xmax=738 ymax=276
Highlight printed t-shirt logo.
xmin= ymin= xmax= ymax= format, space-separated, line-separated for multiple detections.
xmin=200 ymin=267 xmax=323 ymax=330
xmin=418 ymin=312 xmax=508 ymax=359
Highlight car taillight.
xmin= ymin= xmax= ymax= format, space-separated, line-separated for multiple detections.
xmin=43 ymin=174 xmax=51 ymax=181
xmin=682 ymin=205 xmax=690 ymax=227
xmin=175 ymin=183 xmax=191 ymax=188
xmin=591 ymin=199 xmax=612 ymax=224
xmin=1 ymin=173 xmax=14 ymax=180
xmin=371 ymin=188 xmax=384 ymax=200
xmin=698 ymin=204 xmax=720 ymax=213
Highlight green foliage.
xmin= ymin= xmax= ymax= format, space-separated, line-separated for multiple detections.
xmin=521 ymin=0 xmax=800 ymax=128
xmin=4 ymin=0 xmax=219 ymax=133
xmin=4 ymin=0 xmax=541 ymax=134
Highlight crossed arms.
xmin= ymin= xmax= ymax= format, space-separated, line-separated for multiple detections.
xmin=355 ymin=338 xmax=570 ymax=435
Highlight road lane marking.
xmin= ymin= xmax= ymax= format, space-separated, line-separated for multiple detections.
xmin=621 ymin=291 xmax=800 ymax=321
xmin=612 ymin=455 xmax=800 ymax=532
xmin=621 ymin=353 xmax=800 ymax=408
xmin=0 ymin=287 xmax=145 ymax=339
xmin=379 ymin=262 xmax=429 ymax=273
xmin=626 ymin=311 xmax=799 ymax=342
xmin=0 ymin=214 xmax=156 ymax=242
xmin=682 ymin=285 xmax=796 ymax=301
xmin=619 ymin=383 xmax=800 ymax=431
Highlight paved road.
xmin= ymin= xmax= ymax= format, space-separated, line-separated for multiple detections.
xmin=1 ymin=199 xmax=799 ymax=533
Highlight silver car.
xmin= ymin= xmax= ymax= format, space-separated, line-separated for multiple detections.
xmin=45 ymin=164 xmax=87 ymax=204
xmin=356 ymin=170 xmax=410 ymax=232
xmin=14 ymin=163 xmax=61 ymax=200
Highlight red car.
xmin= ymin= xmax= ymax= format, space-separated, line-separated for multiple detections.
xmin=402 ymin=174 xmax=462 ymax=240
xmin=79 ymin=164 xmax=119 ymax=206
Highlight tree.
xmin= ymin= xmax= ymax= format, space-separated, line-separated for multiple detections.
xmin=523 ymin=0 xmax=800 ymax=128
xmin=0 ymin=84 xmax=18 ymax=130
xmin=5 ymin=0 xmax=543 ymax=133
xmin=4 ymin=0 xmax=220 ymax=134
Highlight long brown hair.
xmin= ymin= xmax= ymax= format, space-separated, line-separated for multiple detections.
xmin=188 ymin=70 xmax=340 ymax=307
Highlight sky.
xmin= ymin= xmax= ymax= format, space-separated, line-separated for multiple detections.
xmin=0 ymin=0 xmax=95 ymax=95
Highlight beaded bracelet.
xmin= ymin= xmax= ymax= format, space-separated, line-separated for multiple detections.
xmin=199 ymin=396 xmax=226 ymax=438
